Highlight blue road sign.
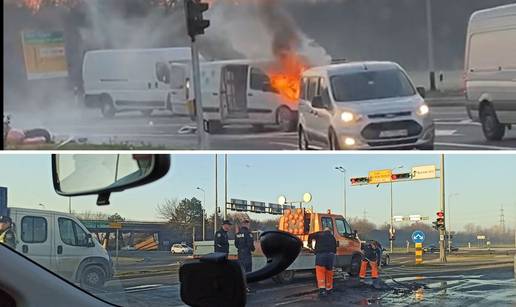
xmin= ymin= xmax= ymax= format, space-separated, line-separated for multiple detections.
xmin=412 ymin=230 xmax=425 ymax=243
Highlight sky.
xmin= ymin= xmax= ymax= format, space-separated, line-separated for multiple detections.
xmin=0 ymin=153 xmax=515 ymax=231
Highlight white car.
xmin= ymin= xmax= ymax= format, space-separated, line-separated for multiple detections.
xmin=297 ymin=61 xmax=434 ymax=150
xmin=171 ymin=243 xmax=193 ymax=254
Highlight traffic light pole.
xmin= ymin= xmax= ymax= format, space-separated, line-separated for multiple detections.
xmin=190 ymin=39 xmax=207 ymax=150
xmin=439 ymin=154 xmax=447 ymax=262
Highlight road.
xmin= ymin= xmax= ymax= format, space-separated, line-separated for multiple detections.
xmin=8 ymin=98 xmax=516 ymax=150
xmin=86 ymin=249 xmax=516 ymax=306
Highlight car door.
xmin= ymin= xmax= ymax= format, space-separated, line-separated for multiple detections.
xmin=311 ymin=77 xmax=334 ymax=143
xmin=167 ymin=63 xmax=190 ymax=114
xmin=55 ymin=216 xmax=92 ymax=281
xmin=334 ymin=218 xmax=361 ymax=256
xmin=18 ymin=214 xmax=53 ymax=271
xmin=221 ymin=64 xmax=249 ymax=119
xmin=247 ymin=67 xmax=280 ymax=123
xmin=303 ymin=77 xmax=321 ymax=141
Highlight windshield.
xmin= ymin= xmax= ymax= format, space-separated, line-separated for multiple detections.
xmin=330 ymin=69 xmax=416 ymax=102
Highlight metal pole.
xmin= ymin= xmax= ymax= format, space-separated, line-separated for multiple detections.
xmin=343 ymin=170 xmax=347 ymax=219
xmin=426 ymin=0 xmax=436 ymax=91
xmin=214 ymin=154 xmax=218 ymax=235
xmin=448 ymin=194 xmax=451 ymax=253
xmin=190 ymin=38 xmax=207 ymax=149
xmin=439 ymin=154 xmax=447 ymax=262
xmin=390 ymin=181 xmax=394 ymax=253
xmin=202 ymin=209 xmax=205 ymax=241
xmin=224 ymin=154 xmax=228 ymax=220
xmin=68 ymin=197 xmax=71 ymax=214
xmin=115 ymin=229 xmax=119 ymax=268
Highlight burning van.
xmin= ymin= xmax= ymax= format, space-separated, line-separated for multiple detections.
xmin=184 ymin=59 xmax=300 ymax=133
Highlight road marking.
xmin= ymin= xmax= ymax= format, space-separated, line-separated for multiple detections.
xmin=435 ymin=142 xmax=516 ymax=150
xmin=434 ymin=119 xmax=481 ymax=126
xmin=212 ymin=132 xmax=296 ymax=140
xmin=436 ymin=129 xmax=461 ymax=137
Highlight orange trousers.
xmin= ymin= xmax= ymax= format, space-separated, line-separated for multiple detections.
xmin=359 ymin=260 xmax=378 ymax=280
xmin=315 ymin=265 xmax=334 ymax=290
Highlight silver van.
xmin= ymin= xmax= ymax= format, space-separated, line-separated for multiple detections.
xmin=298 ymin=62 xmax=434 ymax=150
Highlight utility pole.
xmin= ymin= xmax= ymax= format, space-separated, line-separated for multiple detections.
xmin=68 ymin=197 xmax=71 ymax=214
xmin=439 ymin=154 xmax=447 ymax=262
xmin=196 ymin=187 xmax=206 ymax=240
xmin=425 ymin=0 xmax=436 ymax=91
xmin=214 ymin=154 xmax=218 ymax=235
xmin=389 ymin=165 xmax=403 ymax=253
xmin=335 ymin=166 xmax=347 ymax=218
xmin=224 ymin=154 xmax=228 ymax=220
xmin=499 ymin=205 xmax=506 ymax=233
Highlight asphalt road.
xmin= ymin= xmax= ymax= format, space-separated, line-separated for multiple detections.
xmin=8 ymin=98 xmax=516 ymax=150
xmin=86 ymin=250 xmax=516 ymax=306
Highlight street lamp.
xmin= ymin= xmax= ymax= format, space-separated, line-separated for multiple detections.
xmin=334 ymin=166 xmax=347 ymax=219
xmin=448 ymin=193 xmax=459 ymax=253
xmin=196 ymin=187 xmax=206 ymax=241
xmin=389 ymin=165 xmax=404 ymax=253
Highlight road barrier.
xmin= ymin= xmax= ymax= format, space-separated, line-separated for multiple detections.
xmin=415 ymin=243 xmax=423 ymax=265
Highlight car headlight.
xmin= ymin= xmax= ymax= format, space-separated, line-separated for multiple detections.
xmin=417 ymin=104 xmax=430 ymax=116
xmin=340 ymin=111 xmax=356 ymax=122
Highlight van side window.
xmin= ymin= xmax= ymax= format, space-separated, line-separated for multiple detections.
xmin=300 ymin=78 xmax=308 ymax=100
xmin=58 ymin=218 xmax=89 ymax=247
xmin=250 ymin=68 xmax=271 ymax=92
xmin=155 ymin=62 xmax=171 ymax=84
xmin=21 ymin=216 xmax=47 ymax=243
xmin=319 ymin=77 xmax=332 ymax=109
xmin=335 ymin=219 xmax=348 ymax=236
xmin=307 ymin=77 xmax=319 ymax=101
xmin=321 ymin=217 xmax=334 ymax=233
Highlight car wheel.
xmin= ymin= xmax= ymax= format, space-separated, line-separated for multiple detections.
xmin=328 ymin=129 xmax=341 ymax=150
xmin=348 ymin=254 xmax=362 ymax=277
xmin=271 ymin=270 xmax=295 ymax=284
xmin=480 ymin=104 xmax=505 ymax=141
xmin=277 ymin=107 xmax=296 ymax=132
xmin=298 ymin=127 xmax=309 ymax=150
xmin=100 ymin=95 xmax=116 ymax=119
xmin=141 ymin=110 xmax=153 ymax=117
xmin=80 ymin=265 xmax=106 ymax=289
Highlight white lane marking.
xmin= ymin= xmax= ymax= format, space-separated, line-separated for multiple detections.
xmin=435 ymin=142 xmax=515 ymax=150
xmin=212 ymin=132 xmax=296 ymax=140
xmin=434 ymin=121 xmax=481 ymax=126
xmin=436 ymin=129 xmax=461 ymax=137
xmin=53 ymin=133 xmax=192 ymax=138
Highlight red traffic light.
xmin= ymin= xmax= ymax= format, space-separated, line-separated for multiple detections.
xmin=437 ymin=211 xmax=444 ymax=218
xmin=391 ymin=174 xmax=398 ymax=180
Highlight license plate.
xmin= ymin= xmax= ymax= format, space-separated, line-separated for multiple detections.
xmin=379 ymin=129 xmax=408 ymax=138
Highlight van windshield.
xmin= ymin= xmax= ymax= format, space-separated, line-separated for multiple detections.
xmin=330 ymin=69 xmax=415 ymax=102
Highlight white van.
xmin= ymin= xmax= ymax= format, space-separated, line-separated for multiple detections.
xmin=83 ymin=48 xmax=200 ymax=118
xmin=190 ymin=60 xmax=298 ymax=133
xmin=464 ymin=4 xmax=516 ymax=141
xmin=8 ymin=207 xmax=112 ymax=288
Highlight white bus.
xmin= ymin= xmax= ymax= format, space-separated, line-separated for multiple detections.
xmin=83 ymin=48 xmax=200 ymax=118
xmin=464 ymin=4 xmax=516 ymax=141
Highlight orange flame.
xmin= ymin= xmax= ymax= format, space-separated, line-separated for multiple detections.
xmin=267 ymin=51 xmax=307 ymax=103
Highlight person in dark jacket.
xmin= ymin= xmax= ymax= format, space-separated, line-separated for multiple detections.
xmin=214 ymin=220 xmax=232 ymax=254
xmin=308 ymin=226 xmax=337 ymax=296
xmin=360 ymin=240 xmax=380 ymax=287
xmin=235 ymin=219 xmax=255 ymax=273
xmin=0 ymin=216 xmax=16 ymax=249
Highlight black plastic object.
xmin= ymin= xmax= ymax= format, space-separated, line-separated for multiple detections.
xmin=246 ymin=230 xmax=302 ymax=283
xmin=179 ymin=253 xmax=246 ymax=307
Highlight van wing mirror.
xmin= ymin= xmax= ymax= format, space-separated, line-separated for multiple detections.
xmin=52 ymin=154 xmax=170 ymax=206
xmin=416 ymin=87 xmax=426 ymax=98
xmin=311 ymin=96 xmax=325 ymax=109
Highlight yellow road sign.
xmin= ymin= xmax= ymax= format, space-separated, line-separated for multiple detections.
xmin=368 ymin=169 xmax=392 ymax=184
xmin=109 ymin=222 xmax=122 ymax=229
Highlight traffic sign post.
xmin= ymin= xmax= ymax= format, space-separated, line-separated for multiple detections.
xmin=415 ymin=242 xmax=423 ymax=264
xmin=412 ymin=230 xmax=425 ymax=265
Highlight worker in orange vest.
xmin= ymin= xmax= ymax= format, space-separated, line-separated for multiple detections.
xmin=308 ymin=226 xmax=337 ymax=296
xmin=359 ymin=240 xmax=380 ymax=287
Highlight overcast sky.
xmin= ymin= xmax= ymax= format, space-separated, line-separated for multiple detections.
xmin=1 ymin=153 xmax=515 ymax=231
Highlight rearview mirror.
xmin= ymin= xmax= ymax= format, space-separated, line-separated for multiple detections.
xmin=52 ymin=154 xmax=171 ymax=205
xmin=311 ymin=96 xmax=325 ymax=109
xmin=416 ymin=87 xmax=426 ymax=98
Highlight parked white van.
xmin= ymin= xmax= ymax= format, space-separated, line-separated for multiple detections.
xmin=83 ymin=48 xmax=199 ymax=118
xmin=193 ymin=60 xmax=298 ymax=133
xmin=8 ymin=207 xmax=112 ymax=288
xmin=464 ymin=4 xmax=516 ymax=141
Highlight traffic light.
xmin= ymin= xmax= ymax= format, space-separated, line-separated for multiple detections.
xmin=391 ymin=172 xmax=411 ymax=181
xmin=436 ymin=211 xmax=445 ymax=230
xmin=350 ymin=177 xmax=369 ymax=186
xmin=185 ymin=0 xmax=210 ymax=40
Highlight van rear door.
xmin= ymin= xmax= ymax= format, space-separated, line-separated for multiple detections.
xmin=17 ymin=211 xmax=54 ymax=271
xmin=168 ymin=63 xmax=191 ymax=115
xmin=221 ymin=64 xmax=249 ymax=119
xmin=54 ymin=216 xmax=93 ymax=281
